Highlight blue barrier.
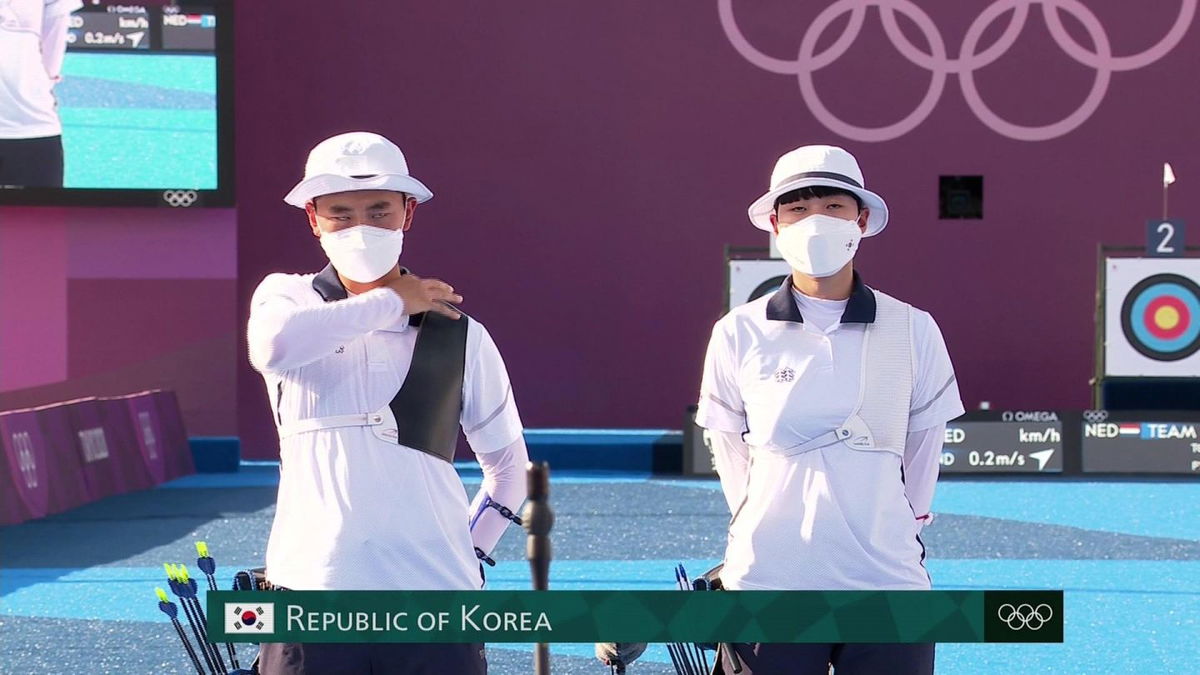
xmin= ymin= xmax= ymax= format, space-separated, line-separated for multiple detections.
xmin=524 ymin=429 xmax=682 ymax=473
xmin=188 ymin=437 xmax=240 ymax=473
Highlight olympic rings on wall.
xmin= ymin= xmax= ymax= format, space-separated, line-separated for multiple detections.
xmin=718 ymin=0 xmax=1195 ymax=141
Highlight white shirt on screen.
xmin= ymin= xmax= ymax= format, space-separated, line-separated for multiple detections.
xmin=0 ymin=0 xmax=81 ymax=138
xmin=248 ymin=270 xmax=527 ymax=591
xmin=696 ymin=275 xmax=964 ymax=591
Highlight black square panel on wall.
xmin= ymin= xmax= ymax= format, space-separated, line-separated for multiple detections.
xmin=939 ymin=175 xmax=983 ymax=219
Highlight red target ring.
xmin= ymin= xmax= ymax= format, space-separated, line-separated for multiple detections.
xmin=1143 ymin=296 xmax=1189 ymax=340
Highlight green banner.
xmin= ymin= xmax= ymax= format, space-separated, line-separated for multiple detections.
xmin=207 ymin=590 xmax=1062 ymax=644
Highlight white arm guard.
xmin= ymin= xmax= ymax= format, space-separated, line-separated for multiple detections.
xmin=468 ymin=438 xmax=529 ymax=562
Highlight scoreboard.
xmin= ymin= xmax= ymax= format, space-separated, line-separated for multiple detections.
xmin=941 ymin=410 xmax=1198 ymax=476
xmin=941 ymin=411 xmax=1064 ymax=474
xmin=1081 ymin=411 xmax=1200 ymax=474
xmin=67 ymin=3 xmax=217 ymax=52
xmin=685 ymin=409 xmax=1198 ymax=477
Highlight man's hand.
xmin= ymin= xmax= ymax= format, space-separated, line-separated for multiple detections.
xmin=384 ymin=275 xmax=463 ymax=320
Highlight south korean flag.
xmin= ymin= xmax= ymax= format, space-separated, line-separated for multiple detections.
xmin=225 ymin=603 xmax=275 ymax=633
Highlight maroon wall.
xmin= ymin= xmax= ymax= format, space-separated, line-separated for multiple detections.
xmin=234 ymin=1 xmax=1199 ymax=457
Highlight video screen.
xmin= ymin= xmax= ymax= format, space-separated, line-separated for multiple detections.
xmin=0 ymin=0 xmax=230 ymax=205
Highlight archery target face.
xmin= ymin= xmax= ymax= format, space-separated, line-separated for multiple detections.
xmin=1105 ymin=258 xmax=1200 ymax=377
xmin=728 ymin=259 xmax=792 ymax=311
xmin=1121 ymin=274 xmax=1200 ymax=361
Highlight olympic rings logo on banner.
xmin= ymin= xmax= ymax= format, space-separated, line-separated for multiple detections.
xmin=1082 ymin=409 xmax=1108 ymax=423
xmin=717 ymin=0 xmax=1196 ymax=141
xmin=138 ymin=411 xmax=159 ymax=461
xmin=12 ymin=431 xmax=38 ymax=490
xmin=997 ymin=603 xmax=1054 ymax=630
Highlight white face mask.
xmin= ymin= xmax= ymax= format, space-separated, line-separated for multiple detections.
xmin=774 ymin=214 xmax=863 ymax=278
xmin=318 ymin=225 xmax=404 ymax=283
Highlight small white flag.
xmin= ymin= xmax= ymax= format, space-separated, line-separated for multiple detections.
xmin=1163 ymin=162 xmax=1176 ymax=186
xmin=226 ymin=603 xmax=275 ymax=633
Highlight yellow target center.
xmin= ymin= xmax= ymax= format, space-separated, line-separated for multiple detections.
xmin=1154 ymin=305 xmax=1181 ymax=330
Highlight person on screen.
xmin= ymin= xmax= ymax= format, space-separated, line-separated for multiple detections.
xmin=0 ymin=0 xmax=82 ymax=187
xmin=247 ymin=132 xmax=528 ymax=674
xmin=694 ymin=145 xmax=965 ymax=674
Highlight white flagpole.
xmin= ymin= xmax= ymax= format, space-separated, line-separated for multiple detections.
xmin=1163 ymin=162 xmax=1176 ymax=220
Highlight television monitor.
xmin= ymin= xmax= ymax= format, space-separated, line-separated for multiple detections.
xmin=0 ymin=0 xmax=233 ymax=207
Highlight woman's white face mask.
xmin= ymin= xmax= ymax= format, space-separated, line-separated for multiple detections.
xmin=318 ymin=225 xmax=404 ymax=283
xmin=774 ymin=214 xmax=862 ymax=278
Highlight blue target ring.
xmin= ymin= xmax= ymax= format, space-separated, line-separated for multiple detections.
xmin=1120 ymin=273 xmax=1200 ymax=361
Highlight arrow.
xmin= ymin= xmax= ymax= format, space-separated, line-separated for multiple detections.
xmin=196 ymin=541 xmax=239 ymax=670
xmin=1029 ymin=449 xmax=1055 ymax=471
xmin=165 ymin=564 xmax=218 ymax=674
xmin=156 ymin=588 xmax=205 ymax=675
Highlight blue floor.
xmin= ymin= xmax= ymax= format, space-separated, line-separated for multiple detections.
xmin=2 ymin=464 xmax=1197 ymax=674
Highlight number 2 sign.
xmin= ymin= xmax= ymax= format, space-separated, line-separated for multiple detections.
xmin=1147 ymin=220 xmax=1186 ymax=257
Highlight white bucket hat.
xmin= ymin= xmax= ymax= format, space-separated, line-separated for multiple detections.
xmin=283 ymin=132 xmax=433 ymax=208
xmin=748 ymin=145 xmax=888 ymax=236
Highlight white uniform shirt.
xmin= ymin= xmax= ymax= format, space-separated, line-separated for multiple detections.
xmin=696 ymin=276 xmax=964 ymax=590
xmin=248 ymin=270 xmax=524 ymax=591
xmin=0 ymin=0 xmax=81 ymax=138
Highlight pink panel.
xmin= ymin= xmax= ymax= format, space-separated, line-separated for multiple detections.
xmin=151 ymin=389 xmax=196 ymax=480
xmin=63 ymin=397 xmax=148 ymax=499
xmin=100 ymin=397 xmax=155 ymax=490
xmin=122 ymin=390 xmax=180 ymax=484
xmin=0 ymin=209 xmax=68 ymax=391
xmin=0 ymin=393 xmax=191 ymax=524
xmin=0 ymin=442 xmax=32 ymax=525
xmin=0 ymin=409 xmax=51 ymax=523
xmin=67 ymin=208 xmax=237 ymax=280
xmin=28 ymin=402 xmax=93 ymax=515
xmin=67 ymin=279 xmax=235 ymax=380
